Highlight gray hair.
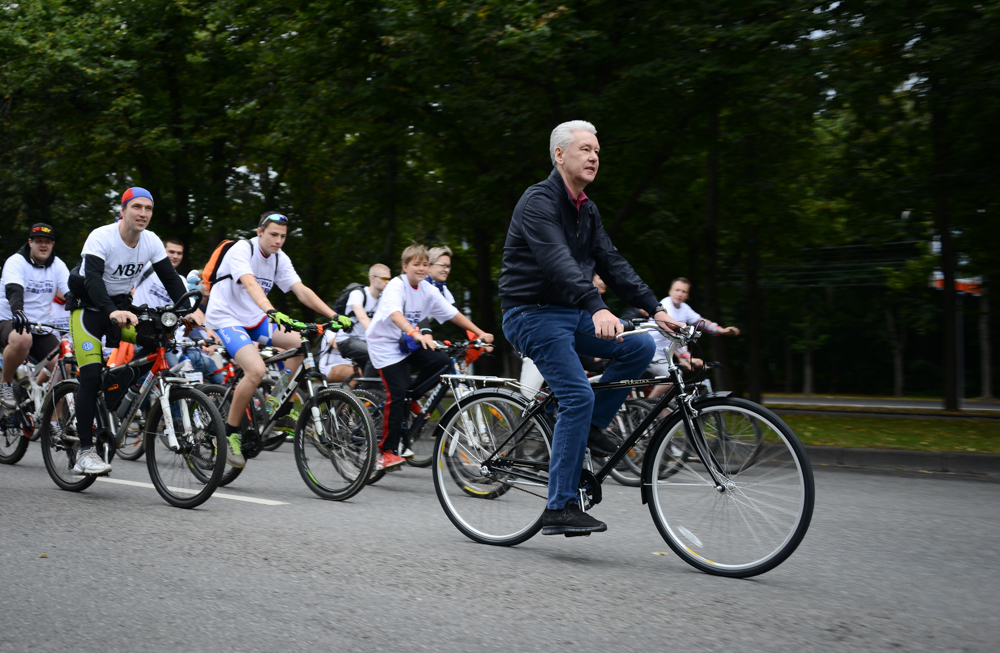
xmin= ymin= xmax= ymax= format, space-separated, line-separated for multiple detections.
xmin=549 ymin=120 xmax=597 ymax=166
xmin=428 ymin=246 xmax=453 ymax=263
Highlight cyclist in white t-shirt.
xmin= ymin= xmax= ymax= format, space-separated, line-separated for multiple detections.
xmin=334 ymin=263 xmax=389 ymax=377
xmin=0 ymin=223 xmax=70 ymax=408
xmin=647 ymin=277 xmax=740 ymax=398
xmin=367 ymin=243 xmax=494 ymax=471
xmin=204 ymin=211 xmax=351 ymax=469
xmin=66 ymin=187 xmax=190 ymax=475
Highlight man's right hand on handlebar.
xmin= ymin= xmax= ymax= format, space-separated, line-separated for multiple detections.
xmin=109 ymin=309 xmax=138 ymax=328
xmin=267 ymin=309 xmax=307 ymax=332
xmin=592 ymin=309 xmax=624 ymax=341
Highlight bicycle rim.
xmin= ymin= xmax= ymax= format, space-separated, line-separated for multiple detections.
xmin=295 ymin=388 xmax=376 ymax=501
xmin=40 ymin=382 xmax=96 ymax=491
xmin=433 ymin=390 xmax=550 ymax=546
xmin=647 ymin=399 xmax=814 ymax=577
xmin=145 ymin=387 xmax=227 ymax=508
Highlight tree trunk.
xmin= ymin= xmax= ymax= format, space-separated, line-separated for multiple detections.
xmin=802 ymin=348 xmax=814 ymax=395
xmin=885 ymin=306 xmax=906 ymax=398
xmin=380 ymin=148 xmax=398 ymax=264
xmin=981 ymin=279 xmax=993 ymax=398
xmin=746 ymin=226 xmax=761 ymax=403
xmin=931 ymin=91 xmax=958 ymax=410
xmin=473 ymin=229 xmax=499 ymax=375
xmin=784 ymin=338 xmax=793 ymax=394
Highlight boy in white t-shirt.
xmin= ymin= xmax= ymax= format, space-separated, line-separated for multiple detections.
xmin=367 ymin=244 xmax=494 ymax=471
xmin=647 ymin=277 xmax=740 ymax=398
xmin=334 ymin=263 xmax=390 ymax=376
xmin=204 ymin=211 xmax=352 ymax=468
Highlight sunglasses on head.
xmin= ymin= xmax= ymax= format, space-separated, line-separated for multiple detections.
xmin=258 ymin=214 xmax=289 ymax=229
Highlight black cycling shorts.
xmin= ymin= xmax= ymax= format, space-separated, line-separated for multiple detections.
xmin=0 ymin=320 xmax=60 ymax=365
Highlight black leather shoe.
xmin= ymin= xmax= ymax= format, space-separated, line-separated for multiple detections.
xmin=587 ymin=424 xmax=621 ymax=457
xmin=541 ymin=501 xmax=608 ymax=536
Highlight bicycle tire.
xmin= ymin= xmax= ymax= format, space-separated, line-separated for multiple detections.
xmin=353 ymin=389 xmax=387 ymax=485
xmin=433 ymin=389 xmax=551 ymax=546
xmin=114 ymin=412 xmax=146 ymax=460
xmin=294 ymin=387 xmax=376 ymax=500
xmin=144 ymin=386 xmax=227 ymax=508
xmin=39 ymin=380 xmax=97 ymax=492
xmin=0 ymin=384 xmax=31 ymax=464
xmin=198 ymin=383 xmax=262 ymax=486
xmin=644 ymin=397 xmax=814 ymax=578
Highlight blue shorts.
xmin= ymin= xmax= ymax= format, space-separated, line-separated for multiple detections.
xmin=215 ymin=319 xmax=276 ymax=358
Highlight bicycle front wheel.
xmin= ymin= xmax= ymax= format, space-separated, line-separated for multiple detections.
xmin=144 ymin=386 xmax=227 ymax=508
xmin=645 ymin=397 xmax=814 ymax=578
xmin=433 ymin=389 xmax=551 ymax=546
xmin=0 ymin=387 xmax=31 ymax=464
xmin=294 ymin=388 xmax=376 ymax=501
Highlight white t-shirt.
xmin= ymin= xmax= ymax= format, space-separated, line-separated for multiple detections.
xmin=365 ymin=276 xmax=458 ymax=369
xmin=650 ymin=298 xmax=704 ymax=361
xmin=318 ymin=330 xmax=351 ymax=376
xmin=204 ymin=238 xmax=301 ymax=329
xmin=0 ymin=253 xmax=71 ymax=323
xmin=132 ymin=267 xmax=185 ymax=309
xmin=50 ymin=298 xmax=71 ymax=333
xmin=79 ymin=224 xmax=169 ymax=296
xmin=336 ymin=286 xmax=379 ymax=342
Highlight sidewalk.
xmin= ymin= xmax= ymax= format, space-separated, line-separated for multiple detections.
xmin=763 ymin=394 xmax=1000 ymax=414
xmin=806 ymin=445 xmax=1000 ymax=479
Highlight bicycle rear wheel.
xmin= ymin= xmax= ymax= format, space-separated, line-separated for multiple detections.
xmin=144 ymin=386 xmax=227 ymax=508
xmin=433 ymin=389 xmax=551 ymax=546
xmin=645 ymin=397 xmax=814 ymax=578
xmin=294 ymin=388 xmax=376 ymax=500
xmin=39 ymin=380 xmax=96 ymax=492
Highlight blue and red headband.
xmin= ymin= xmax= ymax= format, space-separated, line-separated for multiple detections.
xmin=121 ymin=187 xmax=154 ymax=210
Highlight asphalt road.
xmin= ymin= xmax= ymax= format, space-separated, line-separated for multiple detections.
xmin=2 ymin=443 xmax=998 ymax=652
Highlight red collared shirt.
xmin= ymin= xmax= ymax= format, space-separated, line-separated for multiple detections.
xmin=566 ymin=185 xmax=589 ymax=211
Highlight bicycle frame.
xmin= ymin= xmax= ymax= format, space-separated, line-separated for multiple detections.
xmin=104 ymin=344 xmax=187 ymax=452
xmin=450 ymin=332 xmax=732 ymax=496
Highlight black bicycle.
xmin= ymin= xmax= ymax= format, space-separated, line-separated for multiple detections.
xmin=431 ymin=323 xmax=814 ymax=578
xmin=200 ymin=320 xmax=376 ymax=501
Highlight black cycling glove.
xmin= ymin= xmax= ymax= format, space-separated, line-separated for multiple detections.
xmin=11 ymin=310 xmax=30 ymax=334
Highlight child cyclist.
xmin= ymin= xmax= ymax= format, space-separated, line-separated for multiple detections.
xmin=204 ymin=211 xmax=352 ymax=468
xmin=366 ymin=244 xmax=494 ymax=471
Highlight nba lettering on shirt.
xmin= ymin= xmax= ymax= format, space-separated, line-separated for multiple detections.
xmin=112 ymin=262 xmax=144 ymax=279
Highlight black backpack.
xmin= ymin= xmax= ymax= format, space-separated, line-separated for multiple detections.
xmin=332 ymin=283 xmax=367 ymax=316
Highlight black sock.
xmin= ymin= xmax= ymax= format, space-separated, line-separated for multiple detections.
xmin=225 ymin=423 xmax=240 ymax=437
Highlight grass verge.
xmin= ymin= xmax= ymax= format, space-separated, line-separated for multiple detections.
xmin=781 ymin=414 xmax=1000 ymax=455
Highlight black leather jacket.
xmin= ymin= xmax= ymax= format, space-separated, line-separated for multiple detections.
xmin=499 ymin=169 xmax=660 ymax=316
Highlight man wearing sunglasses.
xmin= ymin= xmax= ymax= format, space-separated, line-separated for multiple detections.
xmin=205 ymin=210 xmax=351 ymax=468
xmin=333 ymin=263 xmax=390 ymax=378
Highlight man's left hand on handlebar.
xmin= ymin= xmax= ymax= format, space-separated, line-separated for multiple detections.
xmin=652 ymin=309 xmax=685 ymax=333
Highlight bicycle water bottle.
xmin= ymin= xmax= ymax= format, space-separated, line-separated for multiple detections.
xmin=265 ymin=369 xmax=292 ymax=415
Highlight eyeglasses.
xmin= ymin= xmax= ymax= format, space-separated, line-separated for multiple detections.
xmin=430 ymin=263 xmax=452 ymax=271
xmin=371 ymin=275 xmax=392 ymax=282
xmin=258 ymin=214 xmax=289 ymax=229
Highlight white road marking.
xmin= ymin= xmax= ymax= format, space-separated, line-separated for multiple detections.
xmin=94 ymin=477 xmax=289 ymax=505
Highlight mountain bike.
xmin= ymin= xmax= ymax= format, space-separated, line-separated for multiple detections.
xmin=39 ymin=290 xmax=228 ymax=509
xmin=431 ymin=322 xmax=814 ymax=578
xmin=0 ymin=325 xmax=76 ymax=464
xmin=200 ymin=320 xmax=376 ymax=501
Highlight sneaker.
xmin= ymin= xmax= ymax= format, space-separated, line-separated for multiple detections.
xmin=72 ymin=449 xmax=112 ymax=476
xmin=400 ymin=447 xmax=415 ymax=459
xmin=226 ymin=434 xmax=246 ymax=469
xmin=375 ymin=451 xmax=405 ymax=471
xmin=0 ymin=383 xmax=15 ymax=409
xmin=587 ymin=424 xmax=622 ymax=457
xmin=541 ymin=501 xmax=607 ymax=536
xmin=274 ymin=415 xmax=296 ymax=432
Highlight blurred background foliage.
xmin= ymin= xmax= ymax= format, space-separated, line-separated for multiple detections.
xmin=2 ymin=0 xmax=997 ymax=403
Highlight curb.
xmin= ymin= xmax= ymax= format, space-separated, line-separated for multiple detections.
xmin=804 ymin=446 xmax=1000 ymax=478
xmin=771 ymin=407 xmax=1000 ymax=421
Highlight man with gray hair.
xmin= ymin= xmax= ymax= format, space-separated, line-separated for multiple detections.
xmin=499 ymin=120 xmax=682 ymax=536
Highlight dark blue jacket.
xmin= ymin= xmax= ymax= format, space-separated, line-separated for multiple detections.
xmin=499 ymin=168 xmax=660 ymax=316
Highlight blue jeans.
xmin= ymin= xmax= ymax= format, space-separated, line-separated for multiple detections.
xmin=167 ymin=348 xmax=225 ymax=385
xmin=502 ymin=305 xmax=655 ymax=510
